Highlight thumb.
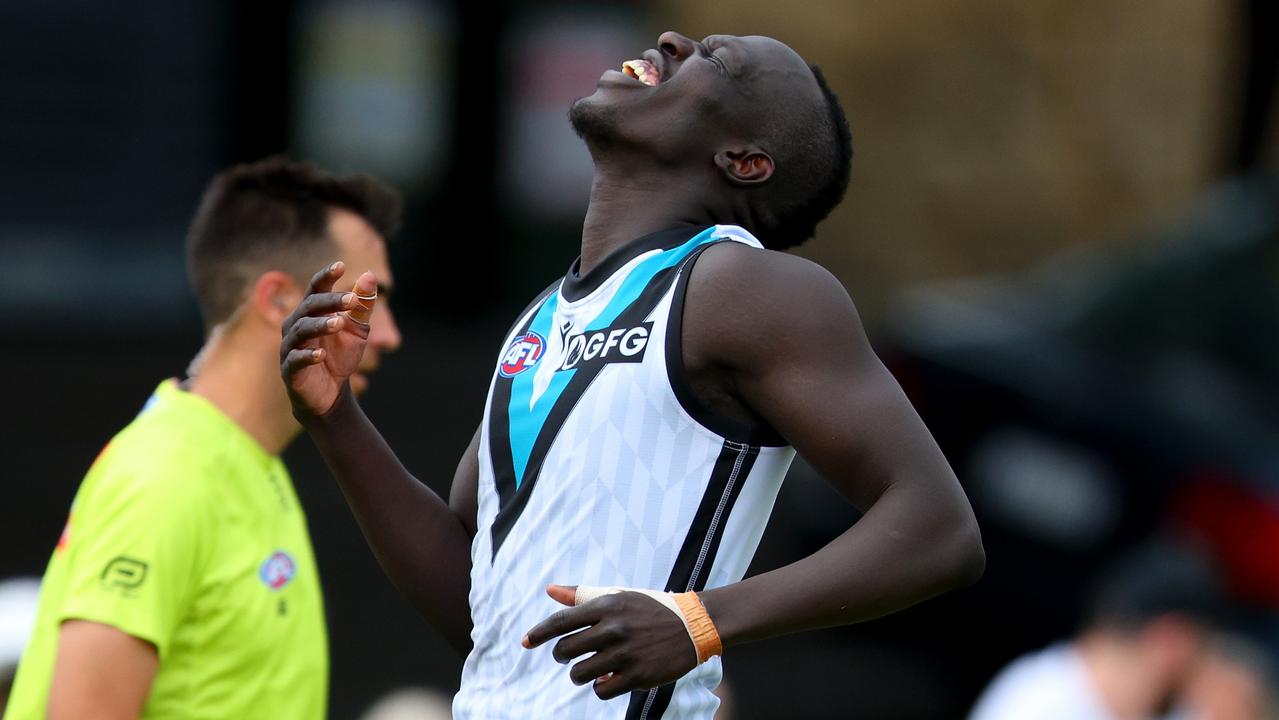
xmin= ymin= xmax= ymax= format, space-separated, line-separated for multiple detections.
xmin=346 ymin=271 xmax=378 ymax=325
xmin=546 ymin=584 xmax=578 ymax=607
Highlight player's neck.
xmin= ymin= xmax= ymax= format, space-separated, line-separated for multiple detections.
xmin=187 ymin=322 xmax=299 ymax=457
xmin=579 ymin=164 xmax=711 ymax=276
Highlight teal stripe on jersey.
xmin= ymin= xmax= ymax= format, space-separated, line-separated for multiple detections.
xmin=507 ymin=292 xmax=563 ymax=486
xmin=593 ymin=227 xmax=717 ymax=330
xmin=505 ymin=227 xmax=718 ymax=488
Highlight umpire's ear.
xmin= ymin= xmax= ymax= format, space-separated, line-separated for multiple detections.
xmin=250 ymin=270 xmax=302 ymax=329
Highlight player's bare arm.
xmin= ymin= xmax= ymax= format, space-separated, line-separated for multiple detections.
xmin=47 ymin=620 xmax=158 ymax=720
xmin=689 ymin=245 xmax=985 ymax=635
xmin=281 ymin=261 xmax=476 ymax=653
xmin=525 ymin=243 xmax=984 ymax=697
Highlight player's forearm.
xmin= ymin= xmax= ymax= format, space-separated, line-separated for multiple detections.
xmin=302 ymin=389 xmax=474 ymax=653
xmin=699 ymin=481 xmax=983 ymax=648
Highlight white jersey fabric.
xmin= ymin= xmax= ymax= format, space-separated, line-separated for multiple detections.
xmin=455 ymin=225 xmax=796 ymax=720
xmin=968 ymin=643 xmax=1117 ymax=720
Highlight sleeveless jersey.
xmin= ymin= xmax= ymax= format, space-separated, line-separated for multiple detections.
xmin=455 ymin=225 xmax=796 ymax=720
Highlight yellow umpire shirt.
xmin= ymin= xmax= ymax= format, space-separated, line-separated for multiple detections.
xmin=6 ymin=380 xmax=328 ymax=719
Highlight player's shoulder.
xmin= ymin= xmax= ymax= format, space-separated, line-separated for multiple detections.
xmin=682 ymin=237 xmax=870 ymax=371
xmin=689 ymin=239 xmax=859 ymax=329
xmin=700 ymin=236 xmax=848 ymax=295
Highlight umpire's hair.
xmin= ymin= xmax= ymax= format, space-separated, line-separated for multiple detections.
xmin=186 ymin=157 xmax=402 ymax=331
xmin=1084 ymin=539 xmax=1229 ymax=633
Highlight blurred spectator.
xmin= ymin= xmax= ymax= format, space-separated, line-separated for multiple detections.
xmin=359 ymin=687 xmax=454 ymax=720
xmin=969 ymin=541 xmax=1226 ymax=720
xmin=1176 ymin=634 xmax=1278 ymax=720
xmin=0 ymin=579 xmax=41 ymax=709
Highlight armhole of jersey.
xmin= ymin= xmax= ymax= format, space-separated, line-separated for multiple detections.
xmin=665 ymin=241 xmax=789 ymax=448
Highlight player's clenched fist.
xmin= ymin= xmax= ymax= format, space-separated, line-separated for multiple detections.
xmin=280 ymin=261 xmax=378 ymax=418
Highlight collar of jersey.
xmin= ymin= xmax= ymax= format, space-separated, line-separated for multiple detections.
xmin=559 ymin=225 xmax=709 ymax=304
xmin=148 ymin=379 xmax=276 ymax=467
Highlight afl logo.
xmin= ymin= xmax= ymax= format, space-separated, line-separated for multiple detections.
xmin=259 ymin=551 xmax=297 ymax=591
xmin=500 ymin=331 xmax=545 ymax=377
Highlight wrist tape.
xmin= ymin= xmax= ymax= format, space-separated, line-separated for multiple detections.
xmin=573 ymin=585 xmax=723 ymax=664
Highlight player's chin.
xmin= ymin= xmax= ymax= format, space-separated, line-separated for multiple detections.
xmin=570 ymin=94 xmax=634 ymax=144
xmin=350 ymin=372 xmax=370 ymax=395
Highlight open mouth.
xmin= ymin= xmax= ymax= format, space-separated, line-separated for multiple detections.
xmin=621 ymin=59 xmax=660 ymax=87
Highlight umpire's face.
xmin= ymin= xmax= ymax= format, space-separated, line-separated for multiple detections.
xmin=327 ymin=207 xmax=402 ymax=395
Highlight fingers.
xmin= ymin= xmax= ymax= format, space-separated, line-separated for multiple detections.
xmin=523 ymin=602 xmax=602 ymax=649
xmin=526 ymin=583 xmax=686 ymax=700
xmin=280 ymin=261 xmax=356 ymax=336
xmin=547 ymin=584 xmax=578 ymax=607
xmin=549 ymin=627 xmax=642 ymax=699
xmin=551 ymin=627 xmax=650 ymax=700
xmin=281 ymin=315 xmax=340 ymax=350
xmin=280 ymin=303 xmax=368 ymax=368
xmin=524 ymin=584 xmax=620 ymax=649
xmin=567 ymin=650 xmax=621 ymax=686
xmin=551 ymin=624 xmax=621 ymax=664
xmin=592 ymin=672 xmax=636 ymax=701
xmin=283 ymin=290 xmax=356 ymax=331
xmin=308 ymin=261 xmax=344 ymax=295
xmin=282 ymin=347 xmax=325 ymax=375
xmin=344 ymin=271 xmax=378 ymax=326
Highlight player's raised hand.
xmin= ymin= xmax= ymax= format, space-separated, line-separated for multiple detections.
xmin=522 ymin=584 xmax=700 ymax=701
xmin=280 ymin=261 xmax=378 ymax=418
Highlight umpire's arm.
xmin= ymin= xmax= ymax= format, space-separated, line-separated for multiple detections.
xmin=48 ymin=622 xmax=157 ymax=720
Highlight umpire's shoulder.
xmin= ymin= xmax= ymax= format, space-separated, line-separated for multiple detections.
xmin=83 ymin=412 xmax=220 ymax=510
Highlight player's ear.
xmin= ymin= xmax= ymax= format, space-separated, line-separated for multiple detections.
xmin=249 ymin=270 xmax=301 ymax=328
xmin=714 ymin=146 xmax=774 ymax=186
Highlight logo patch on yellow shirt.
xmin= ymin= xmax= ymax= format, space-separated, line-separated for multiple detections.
xmin=259 ymin=551 xmax=297 ymax=590
xmin=101 ymin=556 xmax=148 ymax=591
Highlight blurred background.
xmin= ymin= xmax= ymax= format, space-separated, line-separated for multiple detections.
xmin=2 ymin=0 xmax=1277 ymax=717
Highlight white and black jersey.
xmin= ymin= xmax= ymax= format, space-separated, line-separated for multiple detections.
xmin=455 ymin=225 xmax=795 ymax=720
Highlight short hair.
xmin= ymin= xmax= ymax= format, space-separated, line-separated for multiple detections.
xmin=753 ymin=65 xmax=853 ymax=251
xmin=1085 ymin=540 xmax=1228 ymax=633
xmin=185 ymin=157 xmax=402 ymax=330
